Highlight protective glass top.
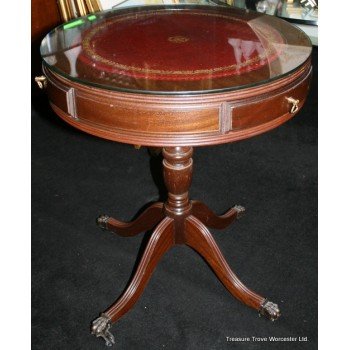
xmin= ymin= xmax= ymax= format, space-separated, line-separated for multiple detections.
xmin=40 ymin=5 xmax=312 ymax=95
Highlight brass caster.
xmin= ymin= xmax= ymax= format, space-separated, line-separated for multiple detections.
xmin=97 ymin=215 xmax=110 ymax=229
xmin=91 ymin=313 xmax=115 ymax=347
xmin=233 ymin=205 xmax=245 ymax=219
xmin=259 ymin=299 xmax=281 ymax=321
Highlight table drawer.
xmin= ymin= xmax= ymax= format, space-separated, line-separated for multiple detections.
xmin=231 ymin=70 xmax=312 ymax=130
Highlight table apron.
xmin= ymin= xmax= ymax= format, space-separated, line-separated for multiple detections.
xmin=44 ymin=62 xmax=312 ymax=147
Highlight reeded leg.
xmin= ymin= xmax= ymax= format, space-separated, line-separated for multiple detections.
xmin=92 ymin=217 xmax=174 ymax=346
xmin=185 ymin=215 xmax=280 ymax=319
xmin=97 ymin=202 xmax=164 ymax=237
xmin=191 ymin=200 xmax=245 ymax=230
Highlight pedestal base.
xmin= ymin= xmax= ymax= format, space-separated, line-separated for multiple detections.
xmin=91 ymin=147 xmax=281 ymax=346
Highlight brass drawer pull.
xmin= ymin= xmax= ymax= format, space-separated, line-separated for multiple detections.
xmin=35 ymin=75 xmax=47 ymax=89
xmin=286 ymin=97 xmax=300 ymax=114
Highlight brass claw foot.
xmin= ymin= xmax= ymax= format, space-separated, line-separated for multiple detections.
xmin=233 ymin=205 xmax=245 ymax=219
xmin=91 ymin=313 xmax=115 ymax=347
xmin=97 ymin=215 xmax=110 ymax=229
xmin=259 ymin=299 xmax=281 ymax=321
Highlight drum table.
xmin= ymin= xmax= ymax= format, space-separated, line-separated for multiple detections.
xmin=39 ymin=5 xmax=312 ymax=347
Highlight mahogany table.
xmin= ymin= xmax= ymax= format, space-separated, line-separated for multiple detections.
xmin=39 ymin=4 xmax=312 ymax=347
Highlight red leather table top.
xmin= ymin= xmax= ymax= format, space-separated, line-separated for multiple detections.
xmin=80 ymin=9 xmax=284 ymax=81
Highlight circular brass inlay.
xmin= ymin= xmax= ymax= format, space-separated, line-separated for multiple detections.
xmin=168 ymin=35 xmax=190 ymax=43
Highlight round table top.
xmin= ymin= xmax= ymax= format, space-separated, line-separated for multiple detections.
xmin=41 ymin=4 xmax=311 ymax=95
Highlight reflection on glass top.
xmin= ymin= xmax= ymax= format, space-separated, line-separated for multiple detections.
xmin=277 ymin=0 xmax=318 ymax=25
xmin=40 ymin=5 xmax=312 ymax=94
